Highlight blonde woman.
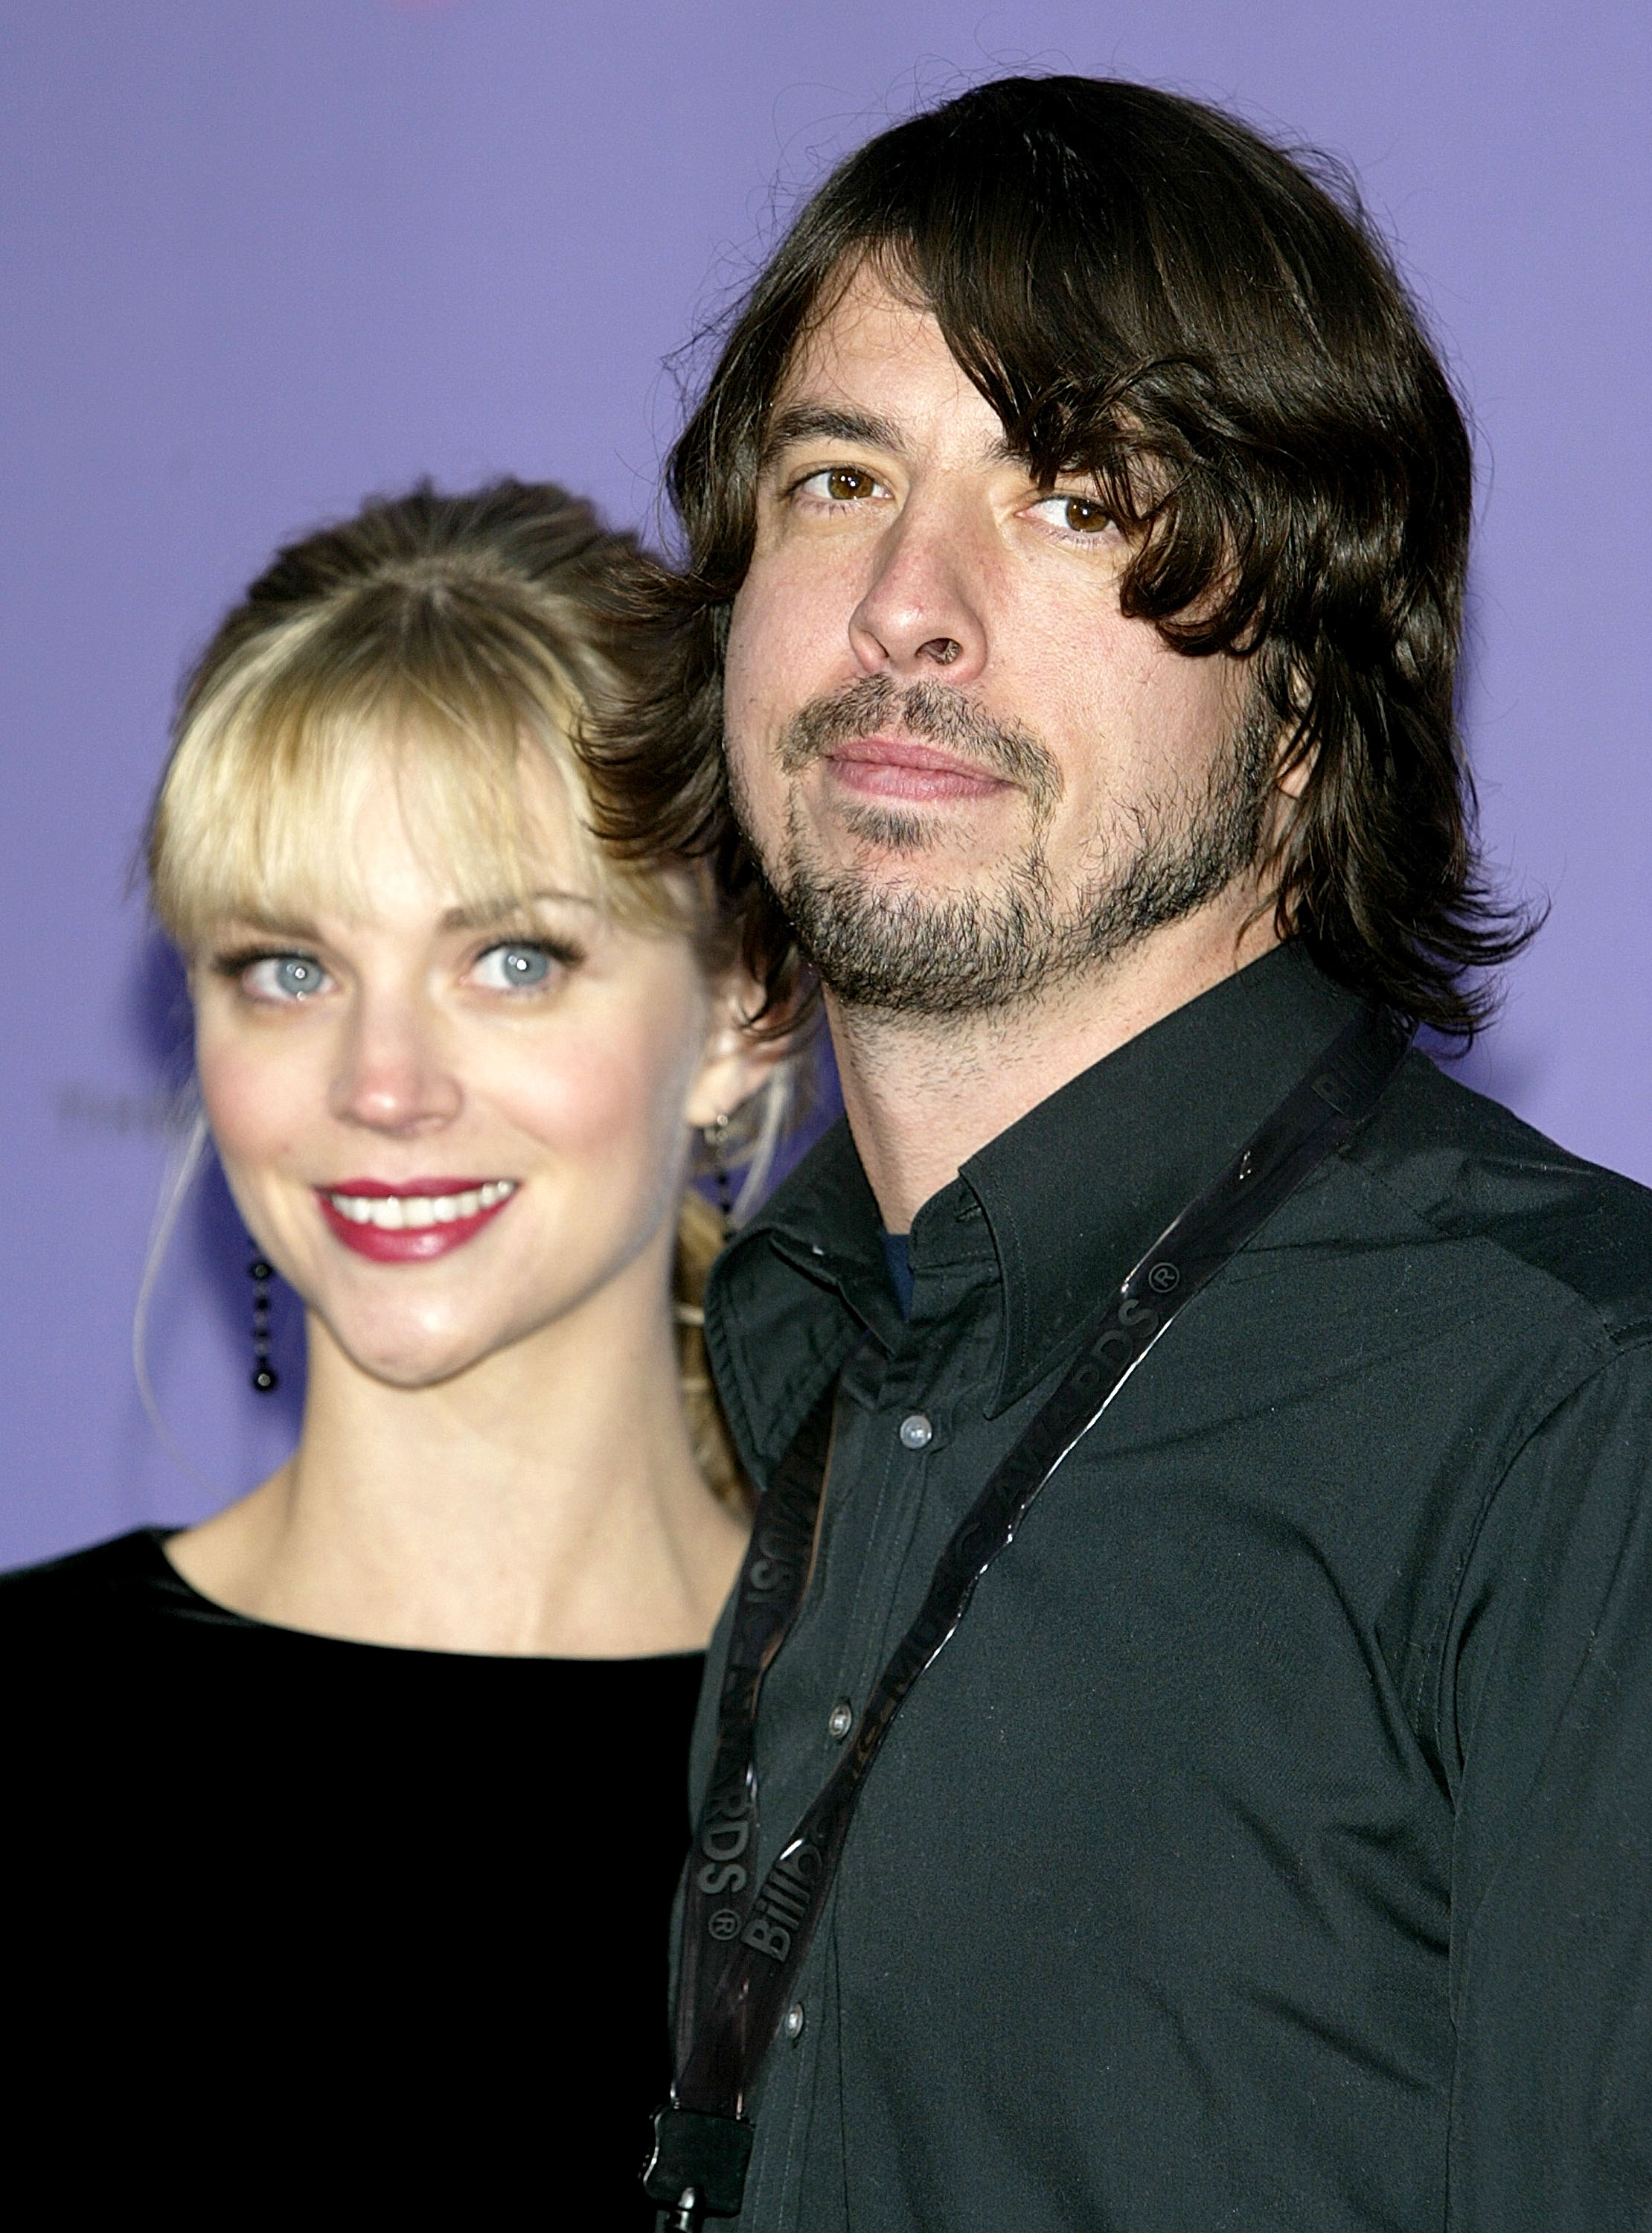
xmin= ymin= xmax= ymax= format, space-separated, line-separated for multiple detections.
xmin=1 ymin=482 xmax=791 ymax=2223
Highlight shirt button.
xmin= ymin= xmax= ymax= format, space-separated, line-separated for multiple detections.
xmin=899 ymin=1412 xmax=933 ymax=1450
xmin=784 ymin=2002 xmax=806 ymax=2041
xmin=827 ymin=1699 xmax=854 ymax=1740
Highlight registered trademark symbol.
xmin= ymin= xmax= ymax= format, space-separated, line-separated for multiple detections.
xmin=1148 ymin=1262 xmax=1180 ymax=1293
xmin=708 ymin=1909 xmax=741 ymax=1940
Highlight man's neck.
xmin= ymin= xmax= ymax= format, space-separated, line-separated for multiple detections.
xmin=830 ymin=894 xmax=1281 ymax=1232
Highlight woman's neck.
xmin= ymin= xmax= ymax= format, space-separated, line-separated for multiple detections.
xmin=167 ymin=1258 xmax=747 ymax=1657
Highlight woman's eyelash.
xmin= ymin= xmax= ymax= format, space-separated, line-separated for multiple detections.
xmin=211 ymin=945 xmax=316 ymax=977
xmin=478 ymin=936 xmax=583 ymax=965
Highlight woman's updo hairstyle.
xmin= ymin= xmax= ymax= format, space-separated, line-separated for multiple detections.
xmin=148 ymin=478 xmax=781 ymax=1508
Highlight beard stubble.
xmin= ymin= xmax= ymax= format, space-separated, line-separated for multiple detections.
xmin=731 ymin=672 xmax=1276 ymax=1020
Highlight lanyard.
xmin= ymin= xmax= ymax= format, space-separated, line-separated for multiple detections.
xmin=645 ymin=1003 xmax=1410 ymax=2227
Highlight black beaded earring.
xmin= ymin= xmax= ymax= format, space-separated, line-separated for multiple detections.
xmin=703 ymin=1112 xmax=734 ymax=1241
xmin=248 ymin=1253 xmax=278 ymax=1393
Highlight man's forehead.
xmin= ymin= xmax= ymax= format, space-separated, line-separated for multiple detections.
xmin=767 ymin=269 xmax=1012 ymax=467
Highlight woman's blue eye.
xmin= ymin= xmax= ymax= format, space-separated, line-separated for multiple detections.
xmin=242 ymin=953 xmax=328 ymax=1000
xmin=476 ymin=943 xmax=554 ymax=989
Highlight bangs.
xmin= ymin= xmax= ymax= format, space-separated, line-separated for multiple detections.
xmin=821 ymin=83 xmax=1365 ymax=485
xmin=765 ymin=80 xmax=1424 ymax=653
xmin=150 ymin=575 xmax=680 ymax=950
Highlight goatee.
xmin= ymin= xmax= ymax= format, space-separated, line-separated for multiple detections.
xmin=731 ymin=675 xmax=1275 ymax=1020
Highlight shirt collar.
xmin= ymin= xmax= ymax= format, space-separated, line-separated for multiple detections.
xmin=706 ymin=943 xmax=1365 ymax=1472
xmin=703 ymin=1117 xmax=888 ymax=1484
xmin=958 ymin=942 xmax=1361 ymax=1407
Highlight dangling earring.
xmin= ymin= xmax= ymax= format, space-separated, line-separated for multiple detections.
xmin=248 ymin=1253 xmax=278 ymax=1393
xmin=703 ymin=1112 xmax=734 ymax=1241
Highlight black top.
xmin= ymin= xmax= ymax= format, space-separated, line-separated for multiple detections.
xmin=694 ymin=942 xmax=1652 ymax=2232
xmin=0 ymin=1526 xmax=701 ymax=2224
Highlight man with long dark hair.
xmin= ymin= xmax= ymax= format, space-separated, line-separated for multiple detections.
xmin=599 ymin=77 xmax=1652 ymax=2231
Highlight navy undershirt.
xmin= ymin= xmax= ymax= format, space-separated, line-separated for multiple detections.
xmin=880 ymin=1230 xmax=914 ymax=1318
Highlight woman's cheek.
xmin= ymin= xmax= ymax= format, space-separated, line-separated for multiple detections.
xmin=196 ymin=1021 xmax=271 ymax=1167
xmin=505 ymin=968 xmax=707 ymax=1168
xmin=196 ymin=1013 xmax=319 ymax=1198
xmin=507 ymin=1037 xmax=667 ymax=1168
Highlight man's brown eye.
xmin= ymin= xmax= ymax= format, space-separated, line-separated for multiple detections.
xmin=1063 ymin=498 xmax=1110 ymax=533
xmin=826 ymin=468 xmax=874 ymax=501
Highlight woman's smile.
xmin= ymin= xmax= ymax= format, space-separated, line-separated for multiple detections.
xmin=317 ymin=1176 xmax=519 ymax=1262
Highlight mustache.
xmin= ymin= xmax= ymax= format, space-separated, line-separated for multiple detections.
xmin=774 ymin=677 xmax=1063 ymax=815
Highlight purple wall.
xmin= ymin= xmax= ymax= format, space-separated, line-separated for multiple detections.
xmin=2 ymin=0 xmax=1647 ymax=1567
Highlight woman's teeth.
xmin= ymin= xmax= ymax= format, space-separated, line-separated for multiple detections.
xmin=326 ymin=1181 xmax=516 ymax=1230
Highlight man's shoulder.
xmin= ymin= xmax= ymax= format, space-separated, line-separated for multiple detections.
xmin=1349 ymin=1050 xmax=1652 ymax=1348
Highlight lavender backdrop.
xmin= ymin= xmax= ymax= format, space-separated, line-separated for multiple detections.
xmin=1 ymin=0 xmax=1646 ymax=1568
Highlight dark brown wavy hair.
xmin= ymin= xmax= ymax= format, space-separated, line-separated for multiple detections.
xmin=583 ymin=75 xmax=1534 ymax=1039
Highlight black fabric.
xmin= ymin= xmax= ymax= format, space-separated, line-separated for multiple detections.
xmin=693 ymin=942 xmax=1652 ymax=2232
xmin=0 ymin=1527 xmax=701 ymax=2225
xmin=877 ymin=1231 xmax=914 ymax=1320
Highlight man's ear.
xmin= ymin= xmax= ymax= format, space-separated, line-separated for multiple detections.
xmin=683 ymin=971 xmax=795 ymax=1132
xmin=1275 ymin=735 xmax=1315 ymax=805
xmin=1273 ymin=663 xmax=1316 ymax=802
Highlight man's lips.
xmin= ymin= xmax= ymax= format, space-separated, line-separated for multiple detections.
xmin=821 ymin=735 xmax=1011 ymax=804
xmin=316 ymin=1177 xmax=518 ymax=1263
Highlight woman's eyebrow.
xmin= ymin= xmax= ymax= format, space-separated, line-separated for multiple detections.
xmin=212 ymin=910 xmax=322 ymax=943
xmin=438 ymin=891 xmax=599 ymax=932
xmin=760 ymin=403 xmax=906 ymax=470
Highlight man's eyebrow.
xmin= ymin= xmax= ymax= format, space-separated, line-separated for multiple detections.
xmin=438 ymin=890 xmax=598 ymax=932
xmin=761 ymin=402 xmax=1025 ymax=474
xmin=760 ymin=404 xmax=909 ymax=471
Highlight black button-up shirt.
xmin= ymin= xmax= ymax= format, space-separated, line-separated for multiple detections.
xmin=692 ymin=944 xmax=1652 ymax=2231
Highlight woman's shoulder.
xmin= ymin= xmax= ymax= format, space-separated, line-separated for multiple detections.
xmin=0 ymin=1527 xmax=178 ymax=1643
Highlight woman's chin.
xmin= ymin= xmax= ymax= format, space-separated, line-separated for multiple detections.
xmin=322 ymin=1312 xmax=511 ymax=1393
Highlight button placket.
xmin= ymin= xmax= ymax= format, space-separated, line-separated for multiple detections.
xmin=848 ymin=1297 xmax=1001 ymax=1716
xmin=731 ymin=1192 xmax=1002 ymax=2219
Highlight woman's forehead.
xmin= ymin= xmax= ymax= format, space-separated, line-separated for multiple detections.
xmin=335 ymin=795 xmax=601 ymax=924
xmin=276 ymin=811 xmax=603 ymax=933
xmin=376 ymin=741 xmax=592 ymax=878
xmin=165 ymin=695 xmax=697 ymax=955
xmin=208 ymin=743 xmax=592 ymax=934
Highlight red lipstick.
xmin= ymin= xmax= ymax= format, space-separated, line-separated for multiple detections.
xmin=316 ymin=1177 xmax=518 ymax=1264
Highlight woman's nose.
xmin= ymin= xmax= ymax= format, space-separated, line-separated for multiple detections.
xmin=327 ymin=996 xmax=462 ymax=1134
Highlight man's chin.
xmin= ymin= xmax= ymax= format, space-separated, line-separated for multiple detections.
xmin=771 ymin=856 xmax=1061 ymax=1020
xmin=774 ymin=811 xmax=998 ymax=895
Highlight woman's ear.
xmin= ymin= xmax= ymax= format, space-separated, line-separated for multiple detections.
xmin=682 ymin=971 xmax=793 ymax=1131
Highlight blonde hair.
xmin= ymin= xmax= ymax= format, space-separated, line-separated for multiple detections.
xmin=147 ymin=479 xmax=772 ymax=1507
xmin=150 ymin=482 xmax=699 ymax=951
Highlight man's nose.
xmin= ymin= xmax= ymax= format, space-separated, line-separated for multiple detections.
xmin=328 ymin=992 xmax=462 ymax=1135
xmin=847 ymin=502 xmax=987 ymax=685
